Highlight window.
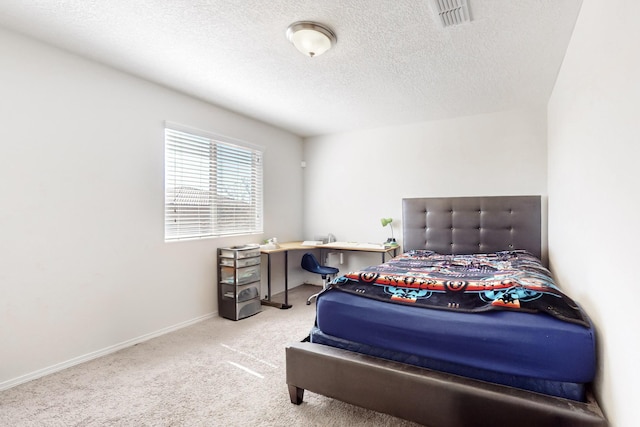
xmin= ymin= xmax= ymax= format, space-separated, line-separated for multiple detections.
xmin=164 ymin=126 xmax=263 ymax=241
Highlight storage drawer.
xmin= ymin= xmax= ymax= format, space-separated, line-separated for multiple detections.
xmin=217 ymin=244 xmax=262 ymax=321
xmin=221 ymin=283 xmax=260 ymax=303
xmin=219 ymin=245 xmax=261 ymax=259
xmin=220 ymin=264 xmax=260 ymax=285
xmin=237 ymin=297 xmax=261 ymax=320
xmin=219 ymin=256 xmax=260 ymax=268
xmin=219 ymin=295 xmax=261 ymax=321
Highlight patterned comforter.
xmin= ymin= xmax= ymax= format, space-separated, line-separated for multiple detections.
xmin=331 ymin=250 xmax=589 ymax=327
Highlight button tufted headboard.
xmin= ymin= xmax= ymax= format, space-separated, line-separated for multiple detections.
xmin=402 ymin=196 xmax=541 ymax=259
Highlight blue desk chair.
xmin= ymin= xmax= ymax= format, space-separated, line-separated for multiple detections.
xmin=301 ymin=252 xmax=339 ymax=305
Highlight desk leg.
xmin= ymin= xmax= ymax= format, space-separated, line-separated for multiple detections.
xmin=261 ymin=251 xmax=292 ymax=310
xmin=382 ymin=247 xmax=399 ymax=263
xmin=267 ymin=253 xmax=272 ymax=299
xmin=283 ymin=251 xmax=292 ymax=309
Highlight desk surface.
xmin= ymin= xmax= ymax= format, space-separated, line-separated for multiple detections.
xmin=259 ymin=241 xmax=400 ymax=310
xmin=260 ymin=241 xmax=399 ymax=254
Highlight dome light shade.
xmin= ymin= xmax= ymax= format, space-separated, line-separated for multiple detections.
xmin=286 ymin=21 xmax=337 ymax=57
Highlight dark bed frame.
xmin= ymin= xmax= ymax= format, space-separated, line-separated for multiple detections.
xmin=286 ymin=196 xmax=607 ymax=426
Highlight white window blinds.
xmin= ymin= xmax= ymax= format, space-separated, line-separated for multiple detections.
xmin=164 ymin=127 xmax=263 ymax=241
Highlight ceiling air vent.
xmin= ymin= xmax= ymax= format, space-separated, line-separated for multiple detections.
xmin=434 ymin=0 xmax=472 ymax=27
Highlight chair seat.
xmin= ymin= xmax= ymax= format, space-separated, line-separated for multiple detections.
xmin=314 ymin=265 xmax=339 ymax=276
xmin=301 ymin=253 xmax=339 ymax=276
xmin=301 ymin=252 xmax=339 ymax=305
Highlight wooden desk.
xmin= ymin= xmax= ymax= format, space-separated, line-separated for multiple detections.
xmin=260 ymin=241 xmax=399 ymax=309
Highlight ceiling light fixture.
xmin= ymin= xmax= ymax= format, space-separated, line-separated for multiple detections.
xmin=286 ymin=21 xmax=337 ymax=58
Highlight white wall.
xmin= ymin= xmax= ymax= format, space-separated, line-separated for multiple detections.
xmin=0 ymin=28 xmax=303 ymax=388
xmin=303 ymin=108 xmax=548 ymax=270
xmin=547 ymin=2 xmax=640 ymax=426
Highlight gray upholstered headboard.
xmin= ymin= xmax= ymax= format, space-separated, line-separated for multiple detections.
xmin=402 ymin=196 xmax=541 ymax=259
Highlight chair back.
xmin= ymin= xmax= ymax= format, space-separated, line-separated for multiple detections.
xmin=301 ymin=252 xmax=322 ymax=274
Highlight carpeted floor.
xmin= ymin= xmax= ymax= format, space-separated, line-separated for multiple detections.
xmin=0 ymin=285 xmax=420 ymax=426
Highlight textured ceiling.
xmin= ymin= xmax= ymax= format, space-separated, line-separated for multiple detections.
xmin=0 ymin=1 xmax=582 ymax=137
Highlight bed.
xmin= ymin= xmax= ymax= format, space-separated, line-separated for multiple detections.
xmin=285 ymin=196 xmax=607 ymax=426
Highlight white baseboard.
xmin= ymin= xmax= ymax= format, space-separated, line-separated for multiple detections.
xmin=0 ymin=312 xmax=215 ymax=391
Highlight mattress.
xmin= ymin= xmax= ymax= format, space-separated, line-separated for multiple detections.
xmin=313 ymin=288 xmax=596 ymax=401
